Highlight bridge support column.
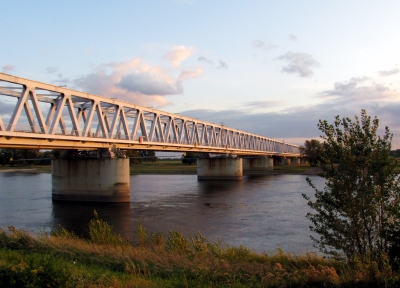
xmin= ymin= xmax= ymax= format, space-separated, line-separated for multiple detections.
xmin=300 ymin=158 xmax=308 ymax=165
xmin=52 ymin=158 xmax=130 ymax=202
xmin=197 ymin=158 xmax=242 ymax=180
xmin=291 ymin=157 xmax=300 ymax=165
xmin=243 ymin=157 xmax=273 ymax=174
xmin=274 ymin=157 xmax=290 ymax=166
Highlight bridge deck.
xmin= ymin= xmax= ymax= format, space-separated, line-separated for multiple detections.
xmin=0 ymin=73 xmax=301 ymax=156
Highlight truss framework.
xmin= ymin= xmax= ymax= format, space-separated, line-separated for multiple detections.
xmin=0 ymin=73 xmax=301 ymax=156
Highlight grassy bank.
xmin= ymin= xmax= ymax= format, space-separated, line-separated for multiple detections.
xmin=0 ymin=161 xmax=313 ymax=175
xmin=1 ymin=215 xmax=399 ymax=287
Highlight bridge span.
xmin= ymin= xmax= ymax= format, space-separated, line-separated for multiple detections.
xmin=0 ymin=72 xmax=304 ymax=202
xmin=0 ymin=73 xmax=300 ymax=156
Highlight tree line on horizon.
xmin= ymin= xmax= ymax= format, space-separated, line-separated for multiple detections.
xmin=0 ymin=149 xmax=157 ymax=166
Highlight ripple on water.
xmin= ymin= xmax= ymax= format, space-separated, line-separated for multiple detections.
xmin=0 ymin=173 xmax=322 ymax=254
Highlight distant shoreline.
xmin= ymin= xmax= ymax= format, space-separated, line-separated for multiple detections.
xmin=0 ymin=162 xmax=314 ymax=175
xmin=0 ymin=168 xmax=43 ymax=173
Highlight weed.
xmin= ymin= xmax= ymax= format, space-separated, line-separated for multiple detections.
xmin=1 ymin=218 xmax=400 ymax=287
xmin=88 ymin=210 xmax=126 ymax=246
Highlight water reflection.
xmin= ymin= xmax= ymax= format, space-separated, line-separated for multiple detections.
xmin=52 ymin=202 xmax=132 ymax=240
xmin=0 ymin=172 xmax=322 ymax=253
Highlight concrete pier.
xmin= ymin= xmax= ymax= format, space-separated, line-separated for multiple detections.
xmin=243 ymin=157 xmax=273 ymax=173
xmin=52 ymin=158 xmax=130 ymax=202
xmin=274 ymin=157 xmax=287 ymax=166
xmin=197 ymin=158 xmax=242 ymax=180
xmin=291 ymin=157 xmax=300 ymax=165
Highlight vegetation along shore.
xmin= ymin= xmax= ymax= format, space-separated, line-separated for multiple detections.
xmin=0 ymin=160 xmax=313 ymax=175
xmin=1 ymin=213 xmax=399 ymax=287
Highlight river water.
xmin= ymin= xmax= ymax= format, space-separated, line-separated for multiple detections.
xmin=0 ymin=172 xmax=323 ymax=254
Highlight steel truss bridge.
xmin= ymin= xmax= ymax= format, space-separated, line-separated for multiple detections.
xmin=0 ymin=73 xmax=301 ymax=156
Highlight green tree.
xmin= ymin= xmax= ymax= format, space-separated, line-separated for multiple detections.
xmin=182 ymin=152 xmax=199 ymax=165
xmin=125 ymin=150 xmax=142 ymax=165
xmin=300 ymin=139 xmax=322 ymax=166
xmin=140 ymin=150 xmax=157 ymax=162
xmin=303 ymin=110 xmax=400 ymax=265
xmin=0 ymin=149 xmax=13 ymax=166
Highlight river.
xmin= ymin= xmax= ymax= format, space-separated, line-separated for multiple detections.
xmin=0 ymin=171 xmax=323 ymax=254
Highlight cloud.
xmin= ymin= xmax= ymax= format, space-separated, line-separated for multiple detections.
xmin=162 ymin=46 xmax=194 ymax=67
xmin=180 ymin=108 xmax=321 ymax=142
xmin=73 ymin=57 xmax=203 ymax=108
xmin=289 ymin=34 xmax=298 ymax=42
xmin=2 ymin=65 xmax=15 ymax=73
xmin=244 ymin=100 xmax=285 ymax=109
xmin=252 ymin=40 xmax=277 ymax=50
xmin=320 ymin=77 xmax=400 ymax=102
xmin=117 ymin=72 xmax=182 ymax=95
xmin=178 ymin=73 xmax=400 ymax=148
xmin=179 ymin=100 xmax=400 ymax=148
xmin=377 ymin=68 xmax=399 ymax=77
xmin=198 ymin=56 xmax=213 ymax=64
xmin=178 ymin=67 xmax=203 ymax=81
xmin=46 ymin=67 xmax=58 ymax=74
xmin=278 ymin=51 xmax=320 ymax=77
xmin=49 ymin=71 xmax=70 ymax=86
xmin=0 ymin=100 xmax=15 ymax=114
xmin=217 ymin=60 xmax=228 ymax=69
xmin=52 ymin=77 xmax=70 ymax=86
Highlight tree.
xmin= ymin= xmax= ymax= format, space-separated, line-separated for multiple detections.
xmin=182 ymin=152 xmax=199 ymax=165
xmin=303 ymin=110 xmax=400 ymax=265
xmin=125 ymin=150 xmax=142 ymax=165
xmin=125 ymin=150 xmax=157 ymax=164
xmin=301 ymin=139 xmax=322 ymax=166
xmin=0 ymin=149 xmax=13 ymax=166
xmin=140 ymin=150 xmax=157 ymax=162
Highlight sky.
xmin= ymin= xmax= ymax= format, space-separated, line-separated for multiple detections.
xmin=1 ymin=1 xmax=400 ymax=148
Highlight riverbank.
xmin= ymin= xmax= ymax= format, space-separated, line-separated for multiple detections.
xmin=1 ymin=218 xmax=398 ymax=287
xmin=0 ymin=161 xmax=313 ymax=175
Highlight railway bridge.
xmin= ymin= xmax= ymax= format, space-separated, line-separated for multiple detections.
xmin=0 ymin=73 xmax=303 ymax=202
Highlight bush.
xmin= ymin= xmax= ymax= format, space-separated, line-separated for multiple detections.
xmin=88 ymin=211 xmax=126 ymax=246
xmin=304 ymin=110 xmax=400 ymax=267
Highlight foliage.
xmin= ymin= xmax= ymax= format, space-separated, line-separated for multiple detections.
xmin=139 ymin=150 xmax=157 ymax=162
xmin=50 ymin=224 xmax=78 ymax=239
xmin=125 ymin=149 xmax=142 ymax=165
xmin=390 ymin=149 xmax=400 ymax=158
xmin=0 ymin=148 xmax=59 ymax=166
xmin=0 ymin=250 xmax=72 ymax=288
xmin=303 ymin=110 xmax=400 ymax=266
xmin=181 ymin=152 xmax=199 ymax=165
xmin=300 ymin=139 xmax=322 ymax=166
xmin=125 ymin=150 xmax=157 ymax=164
xmin=88 ymin=210 xmax=126 ymax=246
xmin=2 ymin=221 xmax=400 ymax=287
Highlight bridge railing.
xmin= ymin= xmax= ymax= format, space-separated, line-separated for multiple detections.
xmin=2 ymin=123 xmax=301 ymax=155
xmin=0 ymin=73 xmax=302 ymax=156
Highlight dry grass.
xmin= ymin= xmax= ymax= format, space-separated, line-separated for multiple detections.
xmin=1 ymin=218 xmax=400 ymax=287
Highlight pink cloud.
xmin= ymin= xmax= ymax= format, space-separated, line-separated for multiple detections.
xmin=74 ymin=58 xmax=202 ymax=108
xmin=2 ymin=65 xmax=15 ymax=73
xmin=162 ymin=46 xmax=194 ymax=67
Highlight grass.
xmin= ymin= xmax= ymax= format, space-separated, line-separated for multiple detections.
xmin=1 ymin=214 xmax=400 ymax=287
xmin=0 ymin=160 xmax=314 ymax=175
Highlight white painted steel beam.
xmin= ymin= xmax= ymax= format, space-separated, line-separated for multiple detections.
xmin=0 ymin=72 xmax=301 ymax=156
